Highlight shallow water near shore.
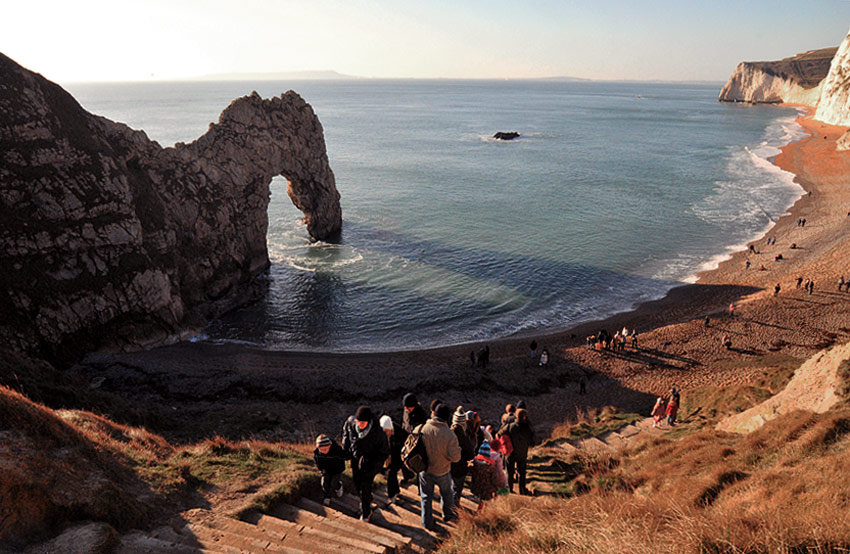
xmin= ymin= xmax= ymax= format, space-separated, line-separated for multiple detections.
xmin=68 ymin=80 xmax=806 ymax=352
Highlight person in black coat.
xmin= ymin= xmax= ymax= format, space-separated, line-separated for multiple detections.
xmin=498 ymin=408 xmax=536 ymax=495
xmin=450 ymin=407 xmax=475 ymax=507
xmin=342 ymin=405 xmax=390 ymax=521
xmin=402 ymin=393 xmax=428 ymax=433
xmin=313 ymin=434 xmax=350 ymax=505
xmin=380 ymin=414 xmax=408 ymax=502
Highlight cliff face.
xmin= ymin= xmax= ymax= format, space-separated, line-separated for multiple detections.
xmin=718 ymin=47 xmax=836 ymax=104
xmin=0 ymin=53 xmax=341 ymax=362
xmin=814 ymin=29 xmax=850 ymax=126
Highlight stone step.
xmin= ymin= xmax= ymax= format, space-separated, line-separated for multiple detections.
xmin=296 ymin=497 xmax=413 ymax=550
xmin=180 ymin=523 xmax=273 ymax=554
xmin=116 ymin=530 xmax=227 ymax=554
xmin=183 ymin=510 xmax=304 ymax=553
xmin=248 ymin=512 xmax=382 ymax=554
xmin=618 ymin=424 xmax=641 ymax=438
xmin=265 ymin=504 xmax=394 ymax=553
xmin=576 ymin=436 xmax=610 ymax=452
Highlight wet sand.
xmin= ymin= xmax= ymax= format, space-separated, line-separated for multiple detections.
xmin=75 ymin=110 xmax=850 ymax=443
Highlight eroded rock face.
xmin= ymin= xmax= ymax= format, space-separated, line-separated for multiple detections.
xmin=814 ymin=28 xmax=850 ymax=126
xmin=0 ymin=53 xmax=341 ymax=362
xmin=718 ymin=47 xmax=836 ymax=104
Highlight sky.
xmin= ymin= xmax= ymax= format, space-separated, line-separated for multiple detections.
xmin=3 ymin=1 xmax=849 ymax=83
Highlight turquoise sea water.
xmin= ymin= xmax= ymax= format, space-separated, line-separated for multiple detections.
xmin=66 ymin=80 xmax=806 ymax=352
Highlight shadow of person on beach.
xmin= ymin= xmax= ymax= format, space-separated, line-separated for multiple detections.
xmin=599 ymin=347 xmax=700 ymax=370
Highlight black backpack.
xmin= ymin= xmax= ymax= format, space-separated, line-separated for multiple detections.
xmin=401 ymin=423 xmax=429 ymax=473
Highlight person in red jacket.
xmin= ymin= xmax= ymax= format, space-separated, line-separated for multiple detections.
xmin=665 ymin=398 xmax=679 ymax=426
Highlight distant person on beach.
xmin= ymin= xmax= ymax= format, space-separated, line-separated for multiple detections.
xmin=745 ymin=260 xmax=751 ymax=270
xmin=380 ymin=414 xmax=407 ymax=504
xmin=774 ymin=283 xmax=781 ymax=296
xmin=670 ymin=387 xmax=680 ymax=405
xmin=631 ymin=332 xmax=639 ymax=349
xmin=796 ymin=276 xmax=803 ymax=288
xmin=450 ymin=407 xmax=475 ymax=508
xmin=651 ymin=397 xmax=666 ymax=428
xmin=839 ymin=277 xmax=845 ymax=292
xmin=729 ymin=303 xmax=735 ymax=317
xmin=722 ymin=335 xmax=732 ymax=350
xmin=539 ymin=348 xmax=549 ymax=366
xmin=665 ymin=398 xmax=679 ymax=426
xmin=342 ymin=405 xmax=390 ymax=522
xmin=808 ymin=280 xmax=815 ymax=295
xmin=529 ymin=340 xmax=537 ymax=358
xmin=478 ymin=345 xmax=490 ymax=368
xmin=704 ymin=316 xmax=710 ymax=328
xmin=314 ymin=434 xmax=349 ymax=506
xmin=418 ymin=403 xmax=461 ymax=530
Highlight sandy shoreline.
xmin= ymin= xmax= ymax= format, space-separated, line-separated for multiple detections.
xmin=75 ymin=108 xmax=850 ymax=443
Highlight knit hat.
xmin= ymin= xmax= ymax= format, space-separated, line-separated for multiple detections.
xmin=434 ymin=403 xmax=451 ymax=422
xmin=403 ymin=393 xmax=418 ymax=408
xmin=466 ymin=410 xmax=476 ymax=422
xmin=316 ymin=434 xmax=331 ymax=447
xmin=380 ymin=415 xmax=394 ymax=432
xmin=430 ymin=398 xmax=444 ymax=414
xmin=355 ymin=405 xmax=373 ymax=422
xmin=516 ymin=400 xmax=527 ymax=410
xmin=478 ymin=441 xmax=491 ymax=457
xmin=452 ymin=406 xmax=467 ymax=426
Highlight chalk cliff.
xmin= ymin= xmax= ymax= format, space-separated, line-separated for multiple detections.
xmin=0 ymin=53 xmax=341 ymax=362
xmin=718 ymin=47 xmax=836 ymax=104
xmin=814 ymin=29 xmax=850 ymax=126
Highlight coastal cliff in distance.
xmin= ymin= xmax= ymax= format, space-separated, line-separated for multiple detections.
xmin=814 ymin=29 xmax=850 ymax=127
xmin=0 ymin=53 xmax=341 ymax=362
xmin=718 ymin=47 xmax=836 ymax=104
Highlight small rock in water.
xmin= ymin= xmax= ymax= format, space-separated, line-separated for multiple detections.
xmin=493 ymin=131 xmax=520 ymax=140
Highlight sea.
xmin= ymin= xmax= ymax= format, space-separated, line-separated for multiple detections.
xmin=65 ymin=79 xmax=807 ymax=352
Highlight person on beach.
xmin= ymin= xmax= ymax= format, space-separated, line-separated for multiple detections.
xmin=665 ymin=397 xmax=679 ymax=426
xmin=342 ymin=405 xmax=390 ymax=522
xmin=670 ymin=387 xmax=680 ymax=405
xmin=314 ymin=434 xmax=349 ymax=506
xmin=704 ymin=316 xmax=710 ymax=328
xmin=745 ymin=259 xmax=751 ymax=270
xmin=774 ymin=283 xmax=781 ymax=296
xmin=722 ymin=335 xmax=732 ymax=350
xmin=729 ymin=303 xmax=735 ymax=317
xmin=839 ymin=277 xmax=845 ymax=292
xmin=498 ymin=408 xmax=536 ymax=495
xmin=450 ymin=407 xmax=475 ymax=508
xmin=651 ymin=397 xmax=666 ymax=428
xmin=529 ymin=340 xmax=537 ymax=358
xmin=539 ymin=348 xmax=549 ymax=366
xmin=809 ymin=280 xmax=815 ymax=295
xmin=796 ymin=276 xmax=803 ymax=288
xmin=418 ymin=403 xmax=461 ymax=530
xmin=380 ymin=414 xmax=407 ymax=504
xmin=631 ymin=331 xmax=639 ymax=349
xmin=469 ymin=441 xmax=506 ymax=512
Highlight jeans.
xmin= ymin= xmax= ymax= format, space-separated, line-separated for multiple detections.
xmin=321 ymin=472 xmax=342 ymax=499
xmin=451 ymin=472 xmax=466 ymax=507
xmin=419 ymin=471 xmax=455 ymax=530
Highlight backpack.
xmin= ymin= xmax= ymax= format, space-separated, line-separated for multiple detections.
xmin=401 ymin=423 xmax=429 ymax=473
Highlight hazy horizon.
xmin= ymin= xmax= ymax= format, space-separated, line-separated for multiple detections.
xmin=3 ymin=1 xmax=848 ymax=84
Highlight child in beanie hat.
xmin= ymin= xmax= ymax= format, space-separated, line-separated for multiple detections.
xmin=470 ymin=440 xmax=506 ymax=510
xmin=313 ymin=434 xmax=349 ymax=505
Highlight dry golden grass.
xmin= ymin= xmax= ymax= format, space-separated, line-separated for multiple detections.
xmin=440 ymin=405 xmax=850 ymax=554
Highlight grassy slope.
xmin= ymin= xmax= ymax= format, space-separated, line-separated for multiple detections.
xmin=440 ymin=363 xmax=850 ymax=554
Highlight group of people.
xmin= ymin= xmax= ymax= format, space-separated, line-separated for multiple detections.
xmin=313 ymin=394 xmax=536 ymax=531
xmin=650 ymin=387 xmax=680 ymax=427
xmin=586 ymin=327 xmax=637 ymax=351
xmin=795 ymin=277 xmax=816 ymax=295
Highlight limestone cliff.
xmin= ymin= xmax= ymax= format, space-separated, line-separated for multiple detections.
xmin=814 ymin=28 xmax=850 ymax=126
xmin=718 ymin=47 xmax=836 ymax=104
xmin=0 ymin=53 xmax=341 ymax=362
xmin=716 ymin=340 xmax=849 ymax=434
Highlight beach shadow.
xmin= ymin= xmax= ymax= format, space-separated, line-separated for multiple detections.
xmin=599 ymin=347 xmax=699 ymax=369
xmin=728 ymin=346 xmax=762 ymax=355
xmin=740 ymin=317 xmax=791 ymax=331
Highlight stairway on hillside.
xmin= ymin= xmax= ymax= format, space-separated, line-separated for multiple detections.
xmin=116 ymin=482 xmax=480 ymax=553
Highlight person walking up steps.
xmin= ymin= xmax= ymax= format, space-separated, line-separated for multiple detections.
xmin=342 ymin=406 xmax=389 ymax=522
xmin=380 ymin=414 xmax=407 ymax=504
xmin=498 ymin=408 xmax=536 ymax=495
xmin=651 ymin=397 xmax=666 ymax=428
xmin=313 ymin=434 xmax=349 ymax=506
xmin=418 ymin=403 xmax=461 ymax=530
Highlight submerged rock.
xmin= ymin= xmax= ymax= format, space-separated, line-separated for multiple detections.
xmin=0 ymin=52 xmax=341 ymax=361
xmin=493 ymin=131 xmax=520 ymax=140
